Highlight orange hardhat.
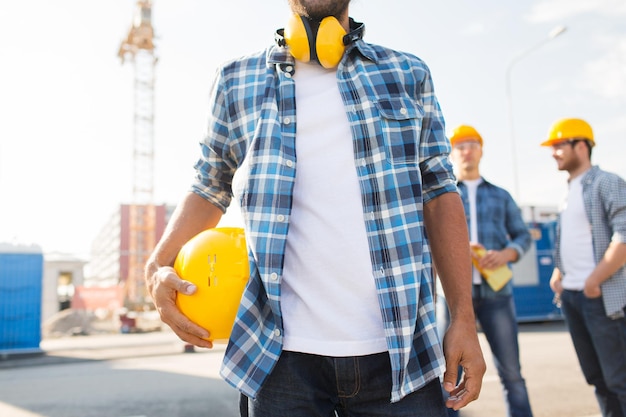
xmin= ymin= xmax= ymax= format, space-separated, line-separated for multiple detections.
xmin=541 ymin=118 xmax=595 ymax=147
xmin=174 ymin=227 xmax=249 ymax=342
xmin=449 ymin=125 xmax=483 ymax=147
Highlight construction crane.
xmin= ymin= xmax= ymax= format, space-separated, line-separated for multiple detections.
xmin=118 ymin=0 xmax=157 ymax=309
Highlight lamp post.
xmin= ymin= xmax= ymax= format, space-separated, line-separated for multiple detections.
xmin=505 ymin=25 xmax=567 ymax=203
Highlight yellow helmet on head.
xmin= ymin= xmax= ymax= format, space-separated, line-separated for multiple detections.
xmin=541 ymin=118 xmax=595 ymax=147
xmin=174 ymin=227 xmax=249 ymax=342
xmin=449 ymin=125 xmax=483 ymax=147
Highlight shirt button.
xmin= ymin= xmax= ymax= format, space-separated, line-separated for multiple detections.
xmin=285 ymin=72 xmax=292 ymax=79
xmin=400 ymin=107 xmax=407 ymax=115
xmin=285 ymin=160 xmax=294 ymax=168
xmin=369 ymin=212 xmax=375 ymax=221
xmin=270 ymin=272 xmax=278 ymax=281
xmin=276 ymin=214 xmax=285 ymax=222
xmin=285 ymin=65 xmax=293 ymax=73
xmin=360 ymin=159 xmax=366 ymax=167
xmin=274 ymin=328 xmax=281 ymax=337
xmin=283 ymin=117 xmax=291 ymax=125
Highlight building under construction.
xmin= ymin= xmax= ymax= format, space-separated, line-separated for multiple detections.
xmin=116 ymin=0 xmax=158 ymax=308
xmin=87 ymin=204 xmax=174 ymax=289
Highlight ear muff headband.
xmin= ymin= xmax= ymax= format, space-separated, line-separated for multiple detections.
xmin=283 ymin=15 xmax=348 ymax=68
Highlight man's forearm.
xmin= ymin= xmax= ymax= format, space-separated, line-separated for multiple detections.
xmin=424 ymin=192 xmax=473 ymax=320
xmin=147 ymin=192 xmax=224 ymax=270
xmin=588 ymin=241 xmax=626 ymax=286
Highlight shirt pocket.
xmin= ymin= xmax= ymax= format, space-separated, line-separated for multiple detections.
xmin=374 ymin=96 xmax=424 ymax=165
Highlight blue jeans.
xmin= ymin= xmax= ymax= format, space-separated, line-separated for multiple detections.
xmin=243 ymin=350 xmax=447 ymax=417
xmin=560 ymin=290 xmax=626 ymax=417
xmin=473 ymin=291 xmax=533 ymax=417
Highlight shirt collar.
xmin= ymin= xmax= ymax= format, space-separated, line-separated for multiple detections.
xmin=266 ymin=35 xmax=378 ymax=70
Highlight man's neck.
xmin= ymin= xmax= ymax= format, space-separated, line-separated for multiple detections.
xmin=457 ymin=170 xmax=481 ymax=182
xmin=338 ymin=10 xmax=350 ymax=30
xmin=568 ymin=161 xmax=591 ymax=181
xmin=568 ymin=161 xmax=592 ymax=181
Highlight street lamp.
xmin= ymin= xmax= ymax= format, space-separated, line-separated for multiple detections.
xmin=505 ymin=25 xmax=567 ymax=203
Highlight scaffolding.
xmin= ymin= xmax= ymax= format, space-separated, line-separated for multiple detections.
xmin=118 ymin=0 xmax=157 ymax=307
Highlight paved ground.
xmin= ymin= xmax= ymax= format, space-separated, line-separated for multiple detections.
xmin=0 ymin=329 xmax=189 ymax=368
xmin=461 ymin=320 xmax=601 ymax=417
xmin=1 ymin=321 xmax=603 ymax=417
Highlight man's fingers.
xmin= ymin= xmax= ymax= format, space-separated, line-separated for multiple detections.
xmin=171 ymin=323 xmax=213 ymax=349
xmin=442 ymin=366 xmax=459 ymax=393
xmin=154 ymin=267 xmax=194 ymax=293
xmin=446 ymin=373 xmax=482 ymax=410
xmin=151 ymin=266 xmax=211 ymax=346
xmin=458 ymin=358 xmax=485 ymax=404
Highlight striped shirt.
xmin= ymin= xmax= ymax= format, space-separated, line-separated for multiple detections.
xmin=190 ymin=36 xmax=457 ymax=402
xmin=555 ymin=165 xmax=626 ymax=318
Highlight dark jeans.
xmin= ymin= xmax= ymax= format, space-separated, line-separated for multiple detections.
xmin=560 ymin=290 xmax=626 ymax=417
xmin=240 ymin=350 xmax=447 ymax=417
xmin=473 ymin=292 xmax=533 ymax=417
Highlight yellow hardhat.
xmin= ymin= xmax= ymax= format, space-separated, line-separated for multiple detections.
xmin=174 ymin=227 xmax=249 ymax=342
xmin=449 ymin=125 xmax=483 ymax=147
xmin=541 ymin=118 xmax=595 ymax=147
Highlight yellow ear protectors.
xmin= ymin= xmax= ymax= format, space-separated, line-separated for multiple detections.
xmin=316 ymin=17 xmax=348 ymax=68
xmin=280 ymin=15 xmax=364 ymax=68
xmin=283 ymin=14 xmax=314 ymax=63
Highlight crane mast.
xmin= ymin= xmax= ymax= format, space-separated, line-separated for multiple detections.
xmin=118 ymin=0 xmax=157 ymax=308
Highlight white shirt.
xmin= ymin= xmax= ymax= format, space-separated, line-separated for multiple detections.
xmin=464 ymin=178 xmax=483 ymax=284
xmin=281 ymin=61 xmax=387 ymax=356
xmin=560 ymin=173 xmax=596 ymax=290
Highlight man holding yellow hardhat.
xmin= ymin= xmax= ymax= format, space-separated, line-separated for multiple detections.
xmin=143 ymin=0 xmax=486 ymax=415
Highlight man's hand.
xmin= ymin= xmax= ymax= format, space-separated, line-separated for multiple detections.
xmin=471 ymin=242 xmax=516 ymax=270
xmin=146 ymin=265 xmax=213 ymax=348
xmin=442 ymin=318 xmax=486 ymax=411
xmin=583 ymin=278 xmax=602 ymax=299
xmin=142 ymin=192 xmax=224 ymax=348
xmin=549 ymin=268 xmax=563 ymax=294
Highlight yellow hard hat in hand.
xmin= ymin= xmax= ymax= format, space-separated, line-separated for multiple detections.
xmin=174 ymin=227 xmax=249 ymax=342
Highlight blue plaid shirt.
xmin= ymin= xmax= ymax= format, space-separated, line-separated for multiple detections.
xmin=190 ymin=37 xmax=457 ymax=402
xmin=554 ymin=166 xmax=626 ymax=318
xmin=457 ymin=179 xmax=531 ymax=297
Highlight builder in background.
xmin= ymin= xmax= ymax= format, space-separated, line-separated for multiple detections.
xmin=542 ymin=118 xmax=626 ymax=417
xmin=448 ymin=124 xmax=533 ymax=417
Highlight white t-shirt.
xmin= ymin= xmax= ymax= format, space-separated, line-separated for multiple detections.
xmin=463 ymin=178 xmax=483 ymax=285
xmin=559 ymin=173 xmax=596 ymax=290
xmin=281 ymin=61 xmax=387 ymax=356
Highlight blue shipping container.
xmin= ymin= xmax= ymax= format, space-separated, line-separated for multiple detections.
xmin=0 ymin=247 xmax=44 ymax=352
xmin=512 ymin=221 xmax=563 ymax=322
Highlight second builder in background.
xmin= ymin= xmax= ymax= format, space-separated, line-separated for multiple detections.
xmin=448 ymin=125 xmax=534 ymax=417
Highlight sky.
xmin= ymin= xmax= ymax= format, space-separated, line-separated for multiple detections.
xmin=0 ymin=0 xmax=625 ymax=258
